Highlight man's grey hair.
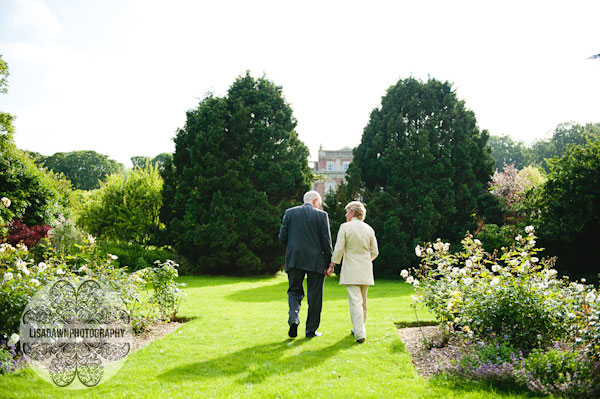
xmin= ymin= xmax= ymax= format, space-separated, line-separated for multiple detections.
xmin=303 ymin=191 xmax=322 ymax=204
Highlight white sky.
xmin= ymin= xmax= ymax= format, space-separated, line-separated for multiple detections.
xmin=1 ymin=0 xmax=599 ymax=167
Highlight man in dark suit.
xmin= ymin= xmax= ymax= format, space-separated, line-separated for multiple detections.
xmin=279 ymin=191 xmax=334 ymax=338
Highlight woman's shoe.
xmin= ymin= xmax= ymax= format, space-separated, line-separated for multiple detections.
xmin=356 ymin=338 xmax=365 ymax=344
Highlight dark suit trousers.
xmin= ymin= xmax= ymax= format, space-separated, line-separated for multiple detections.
xmin=287 ymin=268 xmax=325 ymax=335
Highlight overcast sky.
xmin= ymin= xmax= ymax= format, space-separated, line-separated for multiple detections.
xmin=1 ymin=0 xmax=599 ymax=167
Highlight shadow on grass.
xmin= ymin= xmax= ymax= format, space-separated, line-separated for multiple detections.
xmin=158 ymin=336 xmax=354 ymax=384
xmin=226 ymin=279 xmax=409 ymax=303
xmin=177 ymin=274 xmax=284 ymax=289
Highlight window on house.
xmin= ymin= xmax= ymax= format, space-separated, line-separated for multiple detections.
xmin=343 ymin=162 xmax=350 ymax=171
xmin=327 ymin=161 xmax=334 ymax=171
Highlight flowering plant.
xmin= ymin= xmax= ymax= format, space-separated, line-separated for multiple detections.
xmin=403 ymin=226 xmax=573 ymax=351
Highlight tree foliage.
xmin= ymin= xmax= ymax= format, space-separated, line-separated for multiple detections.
xmin=131 ymin=153 xmax=172 ymax=173
xmin=77 ymin=164 xmax=164 ymax=245
xmin=523 ymin=141 xmax=600 ymax=278
xmin=161 ymin=73 xmax=311 ymax=275
xmin=41 ymin=150 xmax=125 ymax=190
xmin=528 ymin=122 xmax=600 ymax=172
xmin=341 ymin=77 xmax=494 ymax=277
xmin=488 ymin=135 xmax=528 ymax=171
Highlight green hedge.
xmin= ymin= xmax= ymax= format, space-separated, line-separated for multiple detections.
xmin=97 ymin=241 xmax=177 ymax=271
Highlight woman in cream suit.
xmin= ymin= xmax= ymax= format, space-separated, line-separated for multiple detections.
xmin=329 ymin=201 xmax=378 ymax=343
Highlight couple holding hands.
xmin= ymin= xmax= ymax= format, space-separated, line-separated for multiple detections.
xmin=278 ymin=191 xmax=379 ymax=343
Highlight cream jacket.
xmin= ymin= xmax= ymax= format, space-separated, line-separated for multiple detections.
xmin=331 ymin=217 xmax=379 ymax=285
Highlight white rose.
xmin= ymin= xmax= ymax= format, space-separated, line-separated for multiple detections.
xmin=415 ymin=246 xmax=422 ymax=257
xmin=465 ymin=259 xmax=473 ymax=268
xmin=515 ymin=235 xmax=522 ymax=241
xmin=78 ymin=265 xmax=89 ymax=273
xmin=400 ymin=269 xmax=409 ymax=279
xmin=531 ymin=257 xmax=539 ymax=263
xmin=474 ymin=239 xmax=482 ymax=246
xmin=426 ymin=247 xmax=433 ymax=255
xmin=575 ymin=284 xmax=585 ymax=293
xmin=1 ymin=197 xmax=11 ymax=208
xmin=433 ymin=242 xmax=442 ymax=251
xmin=406 ymin=276 xmax=414 ymax=284
xmin=16 ymin=243 xmax=27 ymax=252
xmin=3 ymin=272 xmax=14 ymax=281
xmin=459 ymin=268 xmax=467 ymax=276
xmin=546 ymin=269 xmax=557 ymax=278
xmin=525 ymin=225 xmax=534 ymax=233
xmin=529 ymin=240 xmax=536 ymax=246
xmin=31 ymin=278 xmax=40 ymax=287
xmin=491 ymin=265 xmax=500 ymax=272
xmin=413 ymin=279 xmax=420 ymax=286
xmin=7 ymin=333 xmax=20 ymax=346
xmin=443 ymin=243 xmax=450 ymax=252
xmin=56 ymin=268 xmax=65 ymax=275
xmin=522 ymin=260 xmax=531 ymax=269
xmin=490 ymin=277 xmax=500 ymax=287
xmin=586 ymin=292 xmax=596 ymax=303
xmin=463 ymin=277 xmax=474 ymax=286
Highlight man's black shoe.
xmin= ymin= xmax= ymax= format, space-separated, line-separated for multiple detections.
xmin=306 ymin=331 xmax=323 ymax=338
xmin=288 ymin=323 xmax=298 ymax=338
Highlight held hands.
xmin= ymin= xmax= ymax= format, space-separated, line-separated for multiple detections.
xmin=325 ymin=262 xmax=335 ymax=277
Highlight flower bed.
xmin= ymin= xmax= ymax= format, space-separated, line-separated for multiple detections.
xmin=402 ymin=226 xmax=600 ymax=398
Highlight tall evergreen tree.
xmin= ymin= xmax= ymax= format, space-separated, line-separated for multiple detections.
xmin=161 ymin=73 xmax=311 ymax=275
xmin=345 ymin=77 xmax=494 ymax=277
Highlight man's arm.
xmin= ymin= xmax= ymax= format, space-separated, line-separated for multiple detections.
xmin=278 ymin=210 xmax=289 ymax=245
xmin=319 ymin=212 xmax=333 ymax=262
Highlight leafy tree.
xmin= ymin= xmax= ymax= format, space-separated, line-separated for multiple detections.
xmin=528 ymin=122 xmax=600 ymax=172
xmin=131 ymin=153 xmax=172 ymax=173
xmin=42 ymin=150 xmax=125 ymax=190
xmin=491 ymin=163 xmax=528 ymax=208
xmin=77 ymin=164 xmax=164 ymax=245
xmin=151 ymin=153 xmax=172 ymax=173
xmin=161 ymin=73 xmax=311 ymax=275
xmin=518 ymin=165 xmax=546 ymax=189
xmin=524 ymin=141 xmax=600 ymax=278
xmin=342 ymin=77 xmax=494 ymax=277
xmin=131 ymin=156 xmax=151 ymax=169
xmin=1 ymin=55 xmax=72 ymax=234
xmin=488 ymin=135 xmax=528 ymax=171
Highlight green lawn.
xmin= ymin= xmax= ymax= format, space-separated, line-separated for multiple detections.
xmin=0 ymin=274 xmax=544 ymax=398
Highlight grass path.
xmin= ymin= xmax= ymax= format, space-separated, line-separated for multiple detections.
xmin=0 ymin=275 xmax=543 ymax=398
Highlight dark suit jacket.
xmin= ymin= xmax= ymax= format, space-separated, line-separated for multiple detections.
xmin=279 ymin=203 xmax=333 ymax=274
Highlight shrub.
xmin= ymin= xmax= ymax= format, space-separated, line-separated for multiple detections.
xmin=77 ymin=164 xmax=164 ymax=245
xmin=518 ymin=349 xmax=600 ymax=398
xmin=404 ymin=227 xmax=573 ymax=351
xmin=96 ymin=241 xmax=177 ymax=271
xmin=146 ymin=260 xmax=186 ymax=321
xmin=3 ymin=219 xmax=51 ymax=249
xmin=0 ymin=236 xmax=185 ymax=341
xmin=47 ymin=215 xmax=84 ymax=255
xmin=447 ymin=340 xmax=523 ymax=386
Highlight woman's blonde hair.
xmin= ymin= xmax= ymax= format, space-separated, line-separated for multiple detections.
xmin=345 ymin=201 xmax=366 ymax=221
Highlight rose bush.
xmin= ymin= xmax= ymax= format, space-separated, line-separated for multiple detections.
xmin=403 ymin=226 xmax=600 ymax=396
xmin=404 ymin=227 xmax=573 ymax=350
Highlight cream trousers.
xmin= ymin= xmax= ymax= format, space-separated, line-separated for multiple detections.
xmin=345 ymin=285 xmax=368 ymax=340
